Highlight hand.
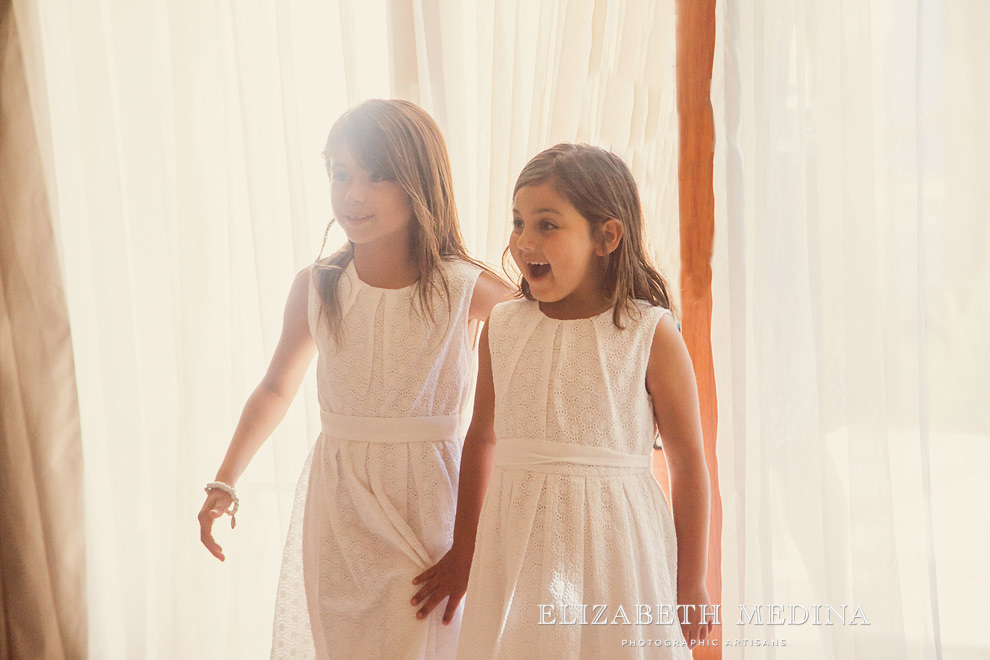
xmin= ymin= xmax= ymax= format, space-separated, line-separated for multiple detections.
xmin=678 ymin=582 xmax=714 ymax=646
xmin=410 ymin=545 xmax=474 ymax=624
xmin=198 ymin=489 xmax=234 ymax=561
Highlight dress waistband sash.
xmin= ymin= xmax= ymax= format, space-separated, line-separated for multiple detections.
xmin=320 ymin=410 xmax=462 ymax=443
xmin=493 ymin=438 xmax=651 ymax=469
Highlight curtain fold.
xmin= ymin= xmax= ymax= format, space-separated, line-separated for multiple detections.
xmin=0 ymin=2 xmax=86 ymax=658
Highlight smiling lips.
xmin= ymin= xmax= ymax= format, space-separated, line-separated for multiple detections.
xmin=526 ymin=261 xmax=551 ymax=280
xmin=344 ymin=213 xmax=374 ymax=223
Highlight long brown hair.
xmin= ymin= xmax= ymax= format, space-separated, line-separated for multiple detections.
xmin=510 ymin=143 xmax=673 ymax=327
xmin=314 ymin=99 xmax=494 ymax=341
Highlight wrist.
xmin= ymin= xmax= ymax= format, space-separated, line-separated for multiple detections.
xmin=449 ymin=538 xmax=476 ymax=566
xmin=213 ymin=469 xmax=239 ymax=487
xmin=677 ymin=577 xmax=708 ymax=595
xmin=205 ymin=481 xmax=239 ymax=529
xmin=451 ymin=533 xmax=476 ymax=553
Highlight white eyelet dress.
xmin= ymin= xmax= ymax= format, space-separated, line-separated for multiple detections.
xmin=270 ymin=258 xmax=482 ymax=660
xmin=456 ymin=298 xmax=691 ymax=660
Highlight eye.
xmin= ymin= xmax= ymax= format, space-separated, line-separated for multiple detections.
xmin=331 ymin=170 xmax=349 ymax=182
xmin=539 ymin=219 xmax=558 ymax=231
xmin=511 ymin=217 xmax=524 ymax=231
xmin=369 ymin=171 xmax=387 ymax=183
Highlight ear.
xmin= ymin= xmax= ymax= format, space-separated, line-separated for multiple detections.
xmin=596 ymin=219 xmax=624 ymax=256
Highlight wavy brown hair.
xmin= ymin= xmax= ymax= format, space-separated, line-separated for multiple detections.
xmin=509 ymin=143 xmax=674 ymax=327
xmin=314 ymin=99 xmax=496 ymax=341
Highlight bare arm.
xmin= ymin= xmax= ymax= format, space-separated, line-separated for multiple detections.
xmin=645 ymin=313 xmax=712 ymax=644
xmin=411 ymin=321 xmax=498 ymax=623
xmin=468 ymin=269 xmax=514 ymax=322
xmin=198 ymin=267 xmax=318 ymax=560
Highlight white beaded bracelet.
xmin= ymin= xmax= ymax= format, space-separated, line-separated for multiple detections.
xmin=205 ymin=481 xmax=239 ymax=529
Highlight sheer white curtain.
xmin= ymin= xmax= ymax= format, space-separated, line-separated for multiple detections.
xmin=712 ymin=1 xmax=986 ymax=658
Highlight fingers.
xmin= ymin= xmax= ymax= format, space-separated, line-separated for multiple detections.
xmin=416 ymin=591 xmax=448 ymax=620
xmin=201 ymin=533 xmax=225 ymax=561
xmin=198 ymin=500 xmax=227 ymax=562
xmin=411 ymin=562 xmax=441 ymax=606
xmin=198 ymin=517 xmax=225 ymax=561
xmin=411 ymin=578 xmax=461 ymax=624
xmin=681 ymin=621 xmax=711 ymax=647
xmin=410 ymin=577 xmax=439 ymax=606
xmin=410 ymin=569 xmax=449 ymax=619
xmin=411 ymin=551 xmax=471 ymax=621
xmin=412 ymin=565 xmax=436 ymax=586
xmin=442 ymin=594 xmax=462 ymax=625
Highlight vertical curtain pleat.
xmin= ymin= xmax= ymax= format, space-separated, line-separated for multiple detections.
xmin=0 ymin=2 xmax=87 ymax=658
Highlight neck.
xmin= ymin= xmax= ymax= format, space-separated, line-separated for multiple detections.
xmin=351 ymin=233 xmax=419 ymax=289
xmin=538 ymin=291 xmax=612 ymax=321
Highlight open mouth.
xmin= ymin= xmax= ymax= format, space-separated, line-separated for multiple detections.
xmin=344 ymin=214 xmax=373 ymax=223
xmin=526 ymin=261 xmax=551 ymax=280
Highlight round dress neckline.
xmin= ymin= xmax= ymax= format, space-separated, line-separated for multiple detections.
xmin=347 ymin=259 xmax=419 ymax=292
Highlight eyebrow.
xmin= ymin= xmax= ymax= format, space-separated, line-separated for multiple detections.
xmin=512 ymin=207 xmax=562 ymax=215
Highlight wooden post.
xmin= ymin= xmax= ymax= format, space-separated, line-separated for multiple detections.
xmin=675 ymin=1 xmax=721 ymax=657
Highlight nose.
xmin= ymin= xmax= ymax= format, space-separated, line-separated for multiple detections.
xmin=344 ymin=179 xmax=367 ymax=204
xmin=515 ymin=224 xmax=537 ymax=252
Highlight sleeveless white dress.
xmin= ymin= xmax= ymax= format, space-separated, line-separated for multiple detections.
xmin=456 ymin=298 xmax=691 ymax=660
xmin=270 ymin=257 xmax=482 ymax=660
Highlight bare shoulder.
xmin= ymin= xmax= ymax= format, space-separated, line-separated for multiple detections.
xmin=469 ymin=269 xmax=514 ymax=322
xmin=288 ymin=265 xmax=313 ymax=299
xmin=646 ymin=310 xmax=695 ymax=394
xmin=649 ymin=310 xmax=683 ymax=353
xmin=282 ymin=265 xmax=315 ymax=326
xmin=294 ymin=264 xmax=314 ymax=283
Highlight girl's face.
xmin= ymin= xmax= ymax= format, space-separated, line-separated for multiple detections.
xmin=329 ymin=145 xmax=414 ymax=247
xmin=510 ymin=182 xmax=607 ymax=318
